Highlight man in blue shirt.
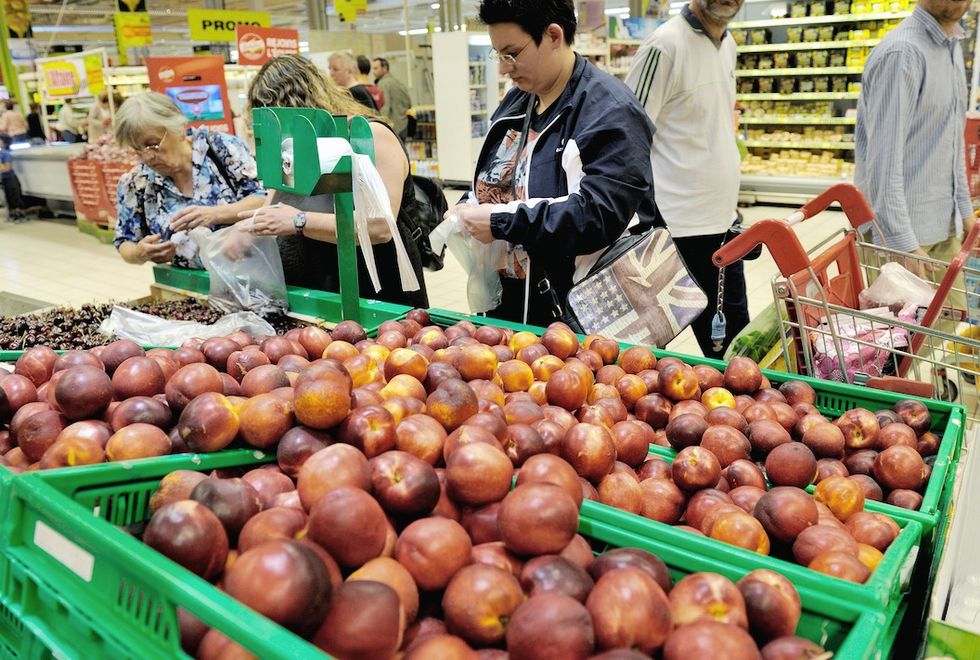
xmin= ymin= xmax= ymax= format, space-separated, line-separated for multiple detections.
xmin=855 ymin=0 xmax=974 ymax=293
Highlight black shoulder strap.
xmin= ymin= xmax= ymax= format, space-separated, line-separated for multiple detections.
xmin=205 ymin=134 xmax=238 ymax=198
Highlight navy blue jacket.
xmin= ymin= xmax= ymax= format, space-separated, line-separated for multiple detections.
xmin=475 ymin=54 xmax=659 ymax=305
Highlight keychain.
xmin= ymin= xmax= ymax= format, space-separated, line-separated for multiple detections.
xmin=711 ymin=264 xmax=727 ymax=354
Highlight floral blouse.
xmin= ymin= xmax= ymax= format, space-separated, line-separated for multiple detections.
xmin=113 ymin=127 xmax=264 ymax=268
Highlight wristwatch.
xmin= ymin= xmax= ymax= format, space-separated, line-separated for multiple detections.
xmin=293 ymin=211 xmax=308 ymax=235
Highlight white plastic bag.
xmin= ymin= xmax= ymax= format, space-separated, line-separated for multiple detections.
xmin=859 ymin=262 xmax=936 ymax=311
xmin=98 ymin=306 xmax=276 ymax=346
xmin=430 ymin=213 xmax=507 ymax=313
xmin=280 ymin=137 xmax=421 ymax=294
xmin=192 ymin=225 xmax=289 ymax=316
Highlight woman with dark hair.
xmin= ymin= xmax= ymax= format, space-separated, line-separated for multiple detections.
xmin=243 ymin=54 xmax=428 ymax=308
xmin=451 ymin=0 xmax=658 ymax=326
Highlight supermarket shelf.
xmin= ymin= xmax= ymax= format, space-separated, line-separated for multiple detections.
xmin=469 ymin=61 xmax=485 ymax=67
xmin=740 ymin=116 xmax=857 ymax=125
xmin=737 ymin=91 xmax=860 ymax=100
xmin=577 ymin=48 xmax=608 ymax=57
xmin=744 ymin=140 xmax=856 ymax=150
xmin=730 ymin=11 xmax=911 ymax=29
xmin=737 ymin=66 xmax=864 ymax=76
xmin=738 ymin=39 xmax=881 ymax=52
xmin=608 ymin=67 xmax=632 ymax=76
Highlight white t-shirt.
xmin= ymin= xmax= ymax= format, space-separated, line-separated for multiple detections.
xmin=626 ymin=10 xmax=739 ymax=238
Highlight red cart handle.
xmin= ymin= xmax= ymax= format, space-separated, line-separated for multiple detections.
xmin=795 ymin=182 xmax=875 ymax=229
xmin=712 ymin=219 xmax=812 ymax=276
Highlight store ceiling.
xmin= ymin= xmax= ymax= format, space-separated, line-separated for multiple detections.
xmin=23 ymin=0 xmax=483 ymax=55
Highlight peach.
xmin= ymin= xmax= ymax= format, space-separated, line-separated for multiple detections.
xmin=239 ymin=393 xmax=295 ymax=449
xmin=176 ymin=392 xmax=239 ymax=453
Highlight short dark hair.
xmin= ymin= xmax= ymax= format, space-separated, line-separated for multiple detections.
xmin=372 ymin=57 xmax=390 ymax=71
xmin=356 ymin=55 xmax=371 ymax=75
xmin=4 ymin=100 xmax=13 ymax=111
xmin=478 ymin=0 xmax=577 ymax=45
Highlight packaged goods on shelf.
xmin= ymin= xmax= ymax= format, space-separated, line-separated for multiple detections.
xmin=809 ymin=0 xmax=827 ymax=15
xmin=788 ymin=27 xmax=804 ymax=43
xmin=774 ymin=52 xmax=791 ymax=68
xmin=750 ymin=28 xmax=771 ymax=45
xmin=733 ymin=28 xmax=748 ymax=45
xmin=741 ymin=150 xmax=855 ymax=178
xmin=791 ymin=2 xmax=808 ymax=17
xmin=834 ymin=0 xmax=851 ymax=13
xmin=796 ymin=51 xmax=813 ymax=66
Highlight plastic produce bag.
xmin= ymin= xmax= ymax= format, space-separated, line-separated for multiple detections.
xmin=859 ymin=262 xmax=936 ymax=311
xmin=98 ymin=306 xmax=276 ymax=346
xmin=808 ymin=309 xmax=909 ymax=382
xmin=191 ymin=225 xmax=289 ymax=316
xmin=280 ymin=137 xmax=421 ymax=294
xmin=725 ymin=302 xmax=783 ymax=363
xmin=430 ymin=212 xmax=507 ymax=313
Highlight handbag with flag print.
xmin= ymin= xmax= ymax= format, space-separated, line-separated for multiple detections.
xmin=565 ymin=227 xmax=708 ymax=347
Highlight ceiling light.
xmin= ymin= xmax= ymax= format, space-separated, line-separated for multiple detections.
xmin=431 ymin=3 xmax=440 ymax=8
xmin=398 ymin=28 xmax=429 ymax=36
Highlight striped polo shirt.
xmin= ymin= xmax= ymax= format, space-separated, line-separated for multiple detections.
xmin=625 ymin=5 xmax=739 ymax=238
xmin=855 ymin=5 xmax=972 ymax=252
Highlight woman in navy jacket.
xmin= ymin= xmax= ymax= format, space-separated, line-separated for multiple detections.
xmin=453 ymin=0 xmax=659 ymax=326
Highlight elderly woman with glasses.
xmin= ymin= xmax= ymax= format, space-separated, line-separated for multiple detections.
xmin=451 ymin=0 xmax=658 ymax=326
xmin=113 ymin=92 xmax=266 ymax=267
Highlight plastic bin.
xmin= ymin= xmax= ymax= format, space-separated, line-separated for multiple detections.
xmin=153 ymin=264 xmax=411 ymax=333
xmin=2 ymin=449 xmax=898 ymax=659
xmin=581 ymin=499 xmax=921 ymax=618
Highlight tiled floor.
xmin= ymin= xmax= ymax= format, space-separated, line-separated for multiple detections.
xmin=0 ymin=205 xmax=850 ymax=359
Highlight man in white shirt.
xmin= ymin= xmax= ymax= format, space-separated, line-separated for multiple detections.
xmin=626 ymin=0 xmax=748 ymax=359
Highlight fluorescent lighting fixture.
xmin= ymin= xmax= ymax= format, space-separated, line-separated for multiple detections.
xmin=669 ymin=1 xmax=686 ymax=6
xmin=468 ymin=34 xmax=492 ymax=45
xmin=431 ymin=2 xmax=440 ymax=8
xmin=398 ymin=28 xmax=429 ymax=35
xmin=605 ymin=7 xmax=630 ymax=14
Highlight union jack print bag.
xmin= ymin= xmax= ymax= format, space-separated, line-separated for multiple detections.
xmin=565 ymin=228 xmax=707 ymax=347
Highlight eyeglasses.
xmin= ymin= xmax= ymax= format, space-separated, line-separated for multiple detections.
xmin=138 ymin=131 xmax=168 ymax=158
xmin=489 ymin=39 xmax=533 ymax=66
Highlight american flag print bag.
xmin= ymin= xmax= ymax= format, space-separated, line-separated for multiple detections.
xmin=565 ymin=228 xmax=707 ymax=347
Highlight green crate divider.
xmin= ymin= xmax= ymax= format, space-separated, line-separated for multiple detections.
xmin=580 ymin=500 xmax=922 ymax=617
xmin=152 ymin=265 xmax=411 ymax=331
xmin=926 ymin=619 xmax=980 ymax=658
xmin=582 ymin=517 xmax=891 ymax=658
xmin=8 ymin=450 xmax=895 ymax=660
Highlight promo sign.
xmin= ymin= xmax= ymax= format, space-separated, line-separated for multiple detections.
xmin=335 ymin=0 xmax=367 ymax=23
xmin=37 ymin=49 xmax=106 ymax=100
xmin=3 ymin=0 xmax=31 ymax=38
xmin=235 ymin=26 xmax=298 ymax=66
xmin=188 ymin=8 xmax=270 ymax=43
xmin=114 ymin=12 xmax=152 ymax=64
xmin=146 ymin=56 xmax=233 ymax=133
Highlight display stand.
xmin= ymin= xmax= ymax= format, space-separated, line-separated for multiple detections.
xmin=251 ymin=107 xmax=374 ymax=323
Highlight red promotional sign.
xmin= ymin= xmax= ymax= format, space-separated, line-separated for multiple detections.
xmin=145 ymin=56 xmax=233 ymax=133
xmin=236 ymin=26 xmax=299 ymax=65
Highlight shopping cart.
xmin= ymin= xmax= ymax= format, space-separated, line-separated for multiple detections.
xmin=713 ymin=183 xmax=980 ymax=421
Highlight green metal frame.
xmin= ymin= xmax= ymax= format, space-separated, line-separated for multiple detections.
xmin=252 ymin=107 xmax=376 ymax=323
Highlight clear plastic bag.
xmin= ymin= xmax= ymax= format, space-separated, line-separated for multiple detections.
xmin=429 ymin=213 xmax=507 ymax=313
xmin=98 ymin=306 xmax=276 ymax=346
xmin=191 ymin=225 xmax=289 ymax=316
xmin=859 ymin=261 xmax=936 ymax=311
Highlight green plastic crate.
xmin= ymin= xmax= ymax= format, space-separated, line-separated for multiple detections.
xmin=6 ymin=450 xmax=894 ymax=659
xmin=581 ymin=499 xmax=921 ymax=618
xmin=425 ymin=308 xmax=965 ymax=537
xmin=153 ymin=264 xmax=411 ymax=332
xmin=583 ymin=517 xmax=898 ymax=659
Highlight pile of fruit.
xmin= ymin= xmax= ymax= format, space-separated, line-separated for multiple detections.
xmin=1 ymin=312 xmax=942 ymax=655
xmin=0 ymin=298 xmax=299 ymax=351
xmin=77 ymin=133 xmax=139 ymax=163
xmin=146 ymin=455 xmax=828 ymax=659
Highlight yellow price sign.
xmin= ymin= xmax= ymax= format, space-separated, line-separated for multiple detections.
xmin=188 ymin=8 xmax=270 ymax=42
xmin=41 ymin=62 xmax=81 ymax=97
xmin=114 ymin=13 xmax=153 ymax=48
xmin=335 ymin=0 xmax=367 ymax=23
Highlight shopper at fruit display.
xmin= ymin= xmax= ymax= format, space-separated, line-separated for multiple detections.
xmin=243 ymin=53 xmax=429 ymax=309
xmin=625 ymin=0 xmax=749 ymax=360
xmin=855 ymin=0 xmax=974 ymax=309
xmin=26 ymin=103 xmax=45 ymax=145
xmin=372 ymin=57 xmax=412 ymax=138
xmin=86 ymin=91 xmax=122 ymax=143
xmin=54 ymin=98 xmax=82 ymax=143
xmin=328 ymin=51 xmax=379 ymax=111
xmin=450 ymin=0 xmax=658 ymax=326
xmin=0 ymin=100 xmax=28 ymax=143
xmin=0 ymin=134 xmax=28 ymax=222
xmin=112 ymin=92 xmax=267 ymax=269
xmin=356 ymin=54 xmax=385 ymax=110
